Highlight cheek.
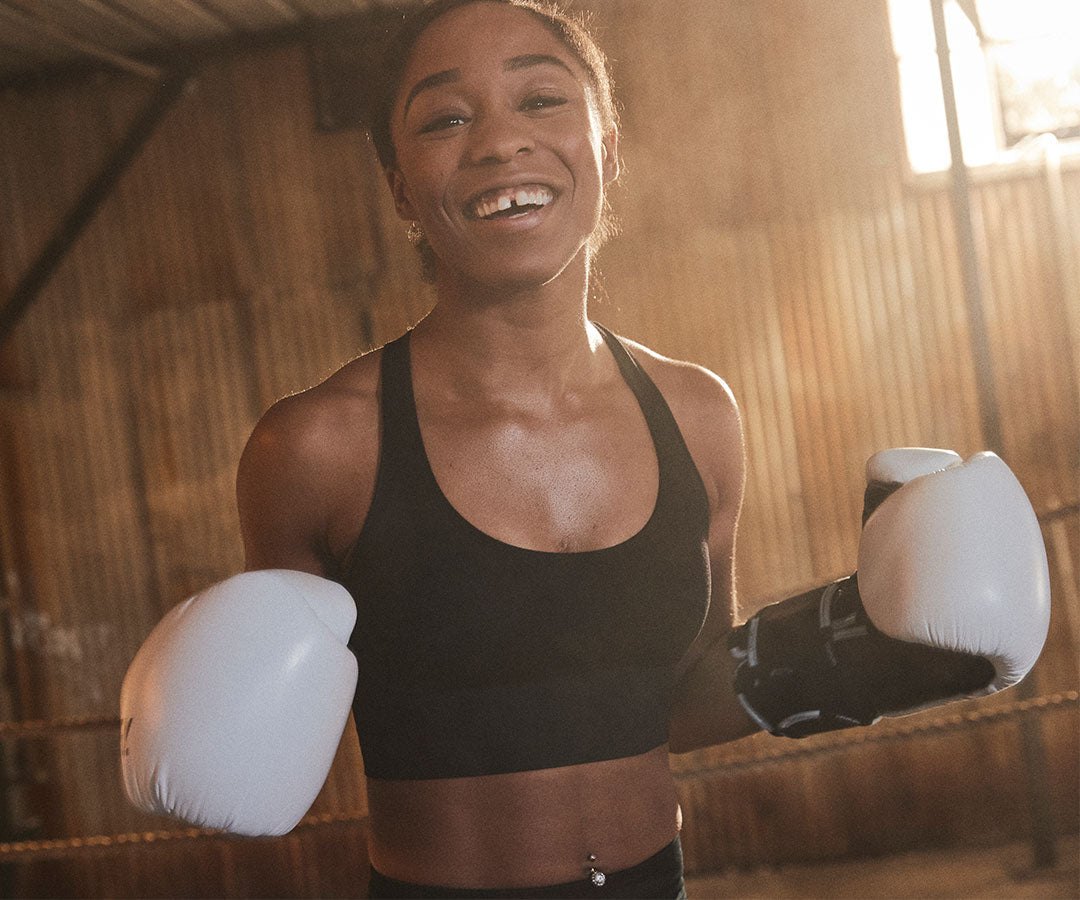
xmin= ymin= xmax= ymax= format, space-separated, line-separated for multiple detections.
xmin=397 ymin=157 xmax=454 ymax=221
xmin=565 ymin=122 xmax=607 ymax=191
xmin=570 ymin=135 xmax=607 ymax=216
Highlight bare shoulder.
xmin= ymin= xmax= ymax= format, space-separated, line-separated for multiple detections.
xmin=614 ymin=333 xmax=745 ymax=515
xmin=240 ymin=353 xmax=381 ymax=480
xmin=236 ymin=350 xmax=384 ymax=572
xmin=618 ymin=336 xmax=739 ymax=424
xmin=615 ymin=335 xmax=742 ymax=446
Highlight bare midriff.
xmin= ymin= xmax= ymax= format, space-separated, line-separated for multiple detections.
xmin=366 ymin=745 xmax=680 ymax=889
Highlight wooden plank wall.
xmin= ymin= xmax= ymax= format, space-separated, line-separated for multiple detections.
xmin=0 ymin=0 xmax=1076 ymax=894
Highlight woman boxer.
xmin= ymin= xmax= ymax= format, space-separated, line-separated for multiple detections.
xmin=237 ymin=1 xmax=748 ymax=895
xmin=122 ymin=1 xmax=1048 ymax=897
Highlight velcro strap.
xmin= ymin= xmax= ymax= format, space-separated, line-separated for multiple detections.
xmin=729 ymin=575 xmax=881 ymax=738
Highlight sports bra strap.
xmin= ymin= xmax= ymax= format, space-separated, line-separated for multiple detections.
xmin=376 ymin=330 xmax=425 ymax=482
xmin=593 ymin=323 xmax=709 ymax=530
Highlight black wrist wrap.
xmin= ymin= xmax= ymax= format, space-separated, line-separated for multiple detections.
xmin=728 ymin=574 xmax=996 ymax=738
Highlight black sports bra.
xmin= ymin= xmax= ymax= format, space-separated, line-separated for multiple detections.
xmin=338 ymin=324 xmax=711 ymax=779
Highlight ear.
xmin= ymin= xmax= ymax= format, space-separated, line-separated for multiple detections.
xmin=600 ymin=126 xmax=619 ymax=184
xmin=385 ymin=166 xmax=418 ymax=221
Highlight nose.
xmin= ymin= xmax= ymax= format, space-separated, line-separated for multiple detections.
xmin=463 ymin=108 xmax=533 ymax=165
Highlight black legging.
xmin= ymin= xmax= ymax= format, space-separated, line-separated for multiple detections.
xmin=368 ymin=836 xmax=686 ymax=899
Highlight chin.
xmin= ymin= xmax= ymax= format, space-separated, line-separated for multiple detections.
xmin=445 ymin=244 xmax=589 ymax=292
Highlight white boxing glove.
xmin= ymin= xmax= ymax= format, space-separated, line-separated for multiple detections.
xmin=858 ymin=450 xmax=1050 ymax=698
xmin=730 ymin=448 xmax=1051 ymax=737
xmin=120 ymin=570 xmax=358 ymax=836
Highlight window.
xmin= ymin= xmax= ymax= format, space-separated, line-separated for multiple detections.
xmin=888 ymin=0 xmax=1080 ymax=174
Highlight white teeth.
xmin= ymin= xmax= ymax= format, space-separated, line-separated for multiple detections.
xmin=471 ymin=185 xmax=554 ymax=219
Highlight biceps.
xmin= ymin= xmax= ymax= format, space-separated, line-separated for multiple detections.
xmin=236 ymin=435 xmax=328 ymax=576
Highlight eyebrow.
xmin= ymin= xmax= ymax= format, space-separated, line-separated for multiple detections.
xmin=505 ymin=53 xmax=575 ymax=77
xmin=401 ymin=53 xmax=576 ymax=121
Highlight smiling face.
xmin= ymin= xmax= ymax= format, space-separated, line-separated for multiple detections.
xmin=386 ymin=1 xmax=619 ymax=291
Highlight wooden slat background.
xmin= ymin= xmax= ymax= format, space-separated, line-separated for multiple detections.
xmin=0 ymin=0 xmax=1076 ymax=895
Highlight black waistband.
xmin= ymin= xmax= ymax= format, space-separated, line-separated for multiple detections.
xmin=368 ymin=836 xmax=684 ymax=899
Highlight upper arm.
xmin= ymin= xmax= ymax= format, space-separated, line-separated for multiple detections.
xmin=236 ymin=395 xmax=339 ymax=576
xmin=636 ymin=352 xmax=752 ymax=751
xmin=673 ymin=366 xmax=746 ymax=684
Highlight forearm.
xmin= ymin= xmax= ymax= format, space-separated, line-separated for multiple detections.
xmin=667 ymin=630 xmax=760 ymax=753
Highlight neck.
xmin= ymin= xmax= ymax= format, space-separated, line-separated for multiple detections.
xmin=412 ymin=252 xmax=605 ymax=398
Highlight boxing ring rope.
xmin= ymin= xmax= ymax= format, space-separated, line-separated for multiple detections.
xmin=0 ymin=715 xmax=120 ymax=740
xmin=672 ymin=690 xmax=1080 ymax=779
xmin=0 ymin=690 xmax=1075 ymax=863
xmin=0 ymin=810 xmax=365 ymax=863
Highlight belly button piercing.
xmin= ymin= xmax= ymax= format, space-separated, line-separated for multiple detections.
xmin=587 ymin=853 xmax=606 ymax=887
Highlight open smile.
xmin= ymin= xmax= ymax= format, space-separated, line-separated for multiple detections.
xmin=463 ymin=183 xmax=557 ymax=221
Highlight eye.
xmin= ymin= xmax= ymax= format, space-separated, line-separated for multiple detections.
xmin=521 ymin=93 xmax=568 ymax=112
xmin=418 ymin=113 xmax=469 ymax=134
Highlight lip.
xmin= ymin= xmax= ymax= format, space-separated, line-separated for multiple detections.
xmin=461 ymin=178 xmax=561 ymax=221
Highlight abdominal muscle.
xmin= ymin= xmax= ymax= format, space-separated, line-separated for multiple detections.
xmin=365 ymin=745 xmax=681 ymax=889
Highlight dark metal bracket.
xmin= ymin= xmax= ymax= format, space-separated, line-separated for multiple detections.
xmin=0 ymin=68 xmax=191 ymax=346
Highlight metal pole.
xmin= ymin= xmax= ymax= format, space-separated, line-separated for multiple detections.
xmin=0 ymin=69 xmax=190 ymax=345
xmin=929 ymin=0 xmax=1003 ymax=452
xmin=929 ymin=0 xmax=1056 ymax=869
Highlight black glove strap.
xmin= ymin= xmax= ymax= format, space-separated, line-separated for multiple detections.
xmin=729 ymin=575 xmax=996 ymax=738
xmin=729 ymin=575 xmax=879 ymax=737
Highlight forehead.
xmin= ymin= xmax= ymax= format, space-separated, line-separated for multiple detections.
xmin=397 ymin=2 xmax=585 ymax=101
